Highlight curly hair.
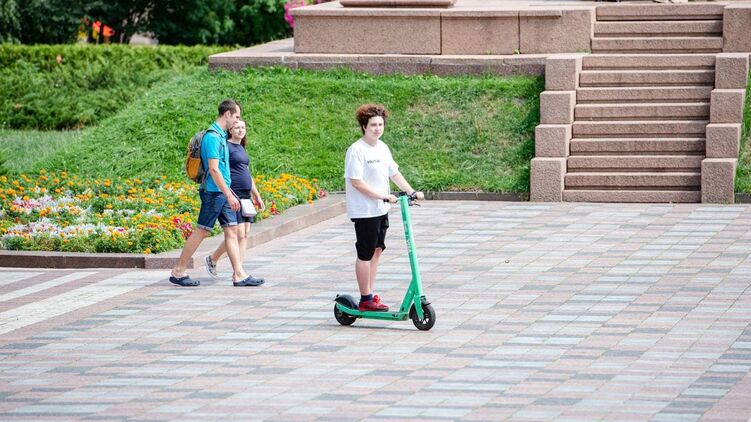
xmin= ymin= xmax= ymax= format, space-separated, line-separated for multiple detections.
xmin=355 ymin=104 xmax=388 ymax=134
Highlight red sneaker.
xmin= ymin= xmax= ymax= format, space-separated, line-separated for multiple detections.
xmin=359 ymin=298 xmax=389 ymax=312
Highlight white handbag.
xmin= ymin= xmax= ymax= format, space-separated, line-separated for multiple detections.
xmin=240 ymin=198 xmax=257 ymax=217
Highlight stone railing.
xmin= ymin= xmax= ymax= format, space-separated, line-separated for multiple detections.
xmin=530 ymin=54 xmax=583 ymax=202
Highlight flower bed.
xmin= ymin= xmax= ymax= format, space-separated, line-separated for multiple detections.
xmin=0 ymin=171 xmax=323 ymax=254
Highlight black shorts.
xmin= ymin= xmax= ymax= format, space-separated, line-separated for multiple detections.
xmin=352 ymin=213 xmax=389 ymax=261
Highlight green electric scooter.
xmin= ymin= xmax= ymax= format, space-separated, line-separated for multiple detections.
xmin=334 ymin=191 xmax=435 ymax=331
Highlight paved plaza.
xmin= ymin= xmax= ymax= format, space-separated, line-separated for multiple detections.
xmin=1 ymin=201 xmax=750 ymax=421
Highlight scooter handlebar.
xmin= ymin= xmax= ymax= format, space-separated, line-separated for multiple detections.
xmin=382 ymin=191 xmax=421 ymax=205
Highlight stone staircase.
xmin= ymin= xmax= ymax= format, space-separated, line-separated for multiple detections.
xmin=564 ymin=3 xmax=726 ymax=202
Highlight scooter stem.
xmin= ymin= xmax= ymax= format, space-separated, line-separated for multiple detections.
xmin=400 ymin=195 xmax=424 ymax=299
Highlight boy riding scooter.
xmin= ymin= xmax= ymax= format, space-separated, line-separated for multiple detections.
xmin=344 ymin=103 xmax=424 ymax=312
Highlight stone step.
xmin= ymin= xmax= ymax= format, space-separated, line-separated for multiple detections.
xmin=579 ymin=69 xmax=714 ymax=87
xmin=569 ymin=138 xmax=705 ymax=154
xmin=563 ymin=190 xmax=701 ymax=203
xmin=594 ymin=20 xmax=722 ymax=38
xmin=596 ymin=3 xmax=724 ymax=21
xmin=577 ymin=86 xmax=713 ymax=103
xmin=567 ymin=155 xmax=703 ymax=172
xmin=572 ymin=120 xmax=708 ymax=138
xmin=575 ymin=102 xmax=709 ymax=120
xmin=591 ymin=37 xmax=723 ymax=53
xmin=565 ymin=172 xmax=701 ymax=188
xmin=582 ymin=54 xmax=715 ymax=70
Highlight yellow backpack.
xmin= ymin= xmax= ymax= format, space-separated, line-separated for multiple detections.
xmin=185 ymin=128 xmax=219 ymax=183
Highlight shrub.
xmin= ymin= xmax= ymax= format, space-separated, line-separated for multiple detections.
xmin=0 ymin=44 xmax=229 ymax=130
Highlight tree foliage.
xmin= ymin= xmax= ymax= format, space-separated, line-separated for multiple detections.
xmin=2 ymin=0 xmax=292 ymax=46
xmin=0 ymin=0 xmax=20 ymax=43
xmin=148 ymin=0 xmax=236 ymax=45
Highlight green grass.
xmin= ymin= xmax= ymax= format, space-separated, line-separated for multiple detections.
xmin=736 ymin=70 xmax=751 ymax=193
xmin=0 ymin=129 xmax=83 ymax=174
xmin=0 ymin=44 xmax=230 ymax=130
xmin=40 ymin=67 xmax=543 ymax=193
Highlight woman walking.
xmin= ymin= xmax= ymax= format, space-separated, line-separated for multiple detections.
xmin=204 ymin=120 xmax=267 ymax=286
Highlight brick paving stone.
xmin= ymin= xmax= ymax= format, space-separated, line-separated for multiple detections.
xmin=0 ymin=202 xmax=750 ymax=420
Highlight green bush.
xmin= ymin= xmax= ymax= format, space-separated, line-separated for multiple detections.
xmin=0 ymin=44 xmax=229 ymax=130
xmin=43 ymin=67 xmax=543 ymax=193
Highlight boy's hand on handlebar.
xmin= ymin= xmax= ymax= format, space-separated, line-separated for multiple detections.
xmin=385 ymin=194 xmax=398 ymax=203
xmin=413 ymin=191 xmax=425 ymax=201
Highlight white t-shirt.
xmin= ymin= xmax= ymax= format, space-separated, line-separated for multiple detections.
xmin=344 ymin=138 xmax=400 ymax=219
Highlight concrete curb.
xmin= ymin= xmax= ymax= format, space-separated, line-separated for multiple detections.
xmin=0 ymin=195 xmax=346 ymax=270
xmin=427 ymin=191 xmax=527 ymax=201
xmin=208 ymin=38 xmax=547 ymax=76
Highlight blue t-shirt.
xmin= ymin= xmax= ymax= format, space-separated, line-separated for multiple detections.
xmin=228 ymin=142 xmax=253 ymax=192
xmin=200 ymin=122 xmax=231 ymax=192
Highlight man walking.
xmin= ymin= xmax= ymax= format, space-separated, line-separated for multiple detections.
xmin=169 ymin=99 xmax=264 ymax=287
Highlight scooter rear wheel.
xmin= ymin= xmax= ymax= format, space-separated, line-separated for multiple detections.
xmin=410 ymin=303 xmax=435 ymax=331
xmin=334 ymin=303 xmax=357 ymax=326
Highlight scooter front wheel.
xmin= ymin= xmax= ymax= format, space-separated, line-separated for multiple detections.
xmin=410 ymin=303 xmax=436 ymax=331
xmin=334 ymin=304 xmax=357 ymax=326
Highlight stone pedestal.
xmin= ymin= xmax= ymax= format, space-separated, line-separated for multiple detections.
xmin=723 ymin=4 xmax=751 ymax=52
xmin=705 ymin=124 xmax=741 ymax=159
xmin=341 ymin=0 xmax=455 ymax=7
xmin=710 ymin=90 xmax=746 ymax=124
xmin=701 ymin=159 xmax=737 ymax=204
xmin=531 ymin=158 xmax=566 ymax=202
xmin=714 ymin=53 xmax=750 ymax=89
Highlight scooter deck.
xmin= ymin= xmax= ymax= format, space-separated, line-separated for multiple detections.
xmin=335 ymin=303 xmax=409 ymax=321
